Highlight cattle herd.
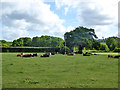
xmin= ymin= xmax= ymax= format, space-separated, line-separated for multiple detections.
xmin=16 ymin=52 xmax=120 ymax=59
xmin=17 ymin=52 xmax=57 ymax=57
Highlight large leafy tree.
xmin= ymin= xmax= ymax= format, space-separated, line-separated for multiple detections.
xmin=64 ymin=26 xmax=98 ymax=53
xmin=106 ymin=37 xmax=117 ymax=50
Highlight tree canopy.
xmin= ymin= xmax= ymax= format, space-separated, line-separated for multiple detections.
xmin=106 ymin=37 xmax=117 ymax=50
xmin=12 ymin=36 xmax=64 ymax=48
xmin=64 ymin=26 xmax=98 ymax=53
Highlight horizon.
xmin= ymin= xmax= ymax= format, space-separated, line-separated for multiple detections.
xmin=1 ymin=0 xmax=118 ymax=42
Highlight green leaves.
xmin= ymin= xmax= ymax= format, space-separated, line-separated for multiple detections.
xmin=64 ymin=26 xmax=98 ymax=51
xmin=106 ymin=37 xmax=117 ymax=50
xmin=31 ymin=36 xmax=64 ymax=48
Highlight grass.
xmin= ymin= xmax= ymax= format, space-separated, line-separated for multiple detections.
xmin=2 ymin=53 xmax=118 ymax=88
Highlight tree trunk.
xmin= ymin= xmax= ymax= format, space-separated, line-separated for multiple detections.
xmin=78 ymin=45 xmax=83 ymax=54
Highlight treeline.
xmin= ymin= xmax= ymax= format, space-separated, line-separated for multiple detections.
xmin=1 ymin=36 xmax=119 ymax=52
xmin=92 ymin=37 xmax=120 ymax=52
xmin=64 ymin=26 xmax=120 ymax=52
xmin=1 ymin=35 xmax=64 ymax=48
xmin=0 ymin=26 xmax=120 ymax=53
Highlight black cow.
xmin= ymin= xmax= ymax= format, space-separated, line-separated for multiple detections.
xmin=32 ymin=53 xmax=38 ymax=57
xmin=114 ymin=55 xmax=120 ymax=58
xmin=82 ymin=53 xmax=90 ymax=56
xmin=41 ymin=53 xmax=50 ymax=57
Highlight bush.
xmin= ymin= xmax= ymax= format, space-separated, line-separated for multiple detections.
xmin=114 ymin=47 xmax=120 ymax=52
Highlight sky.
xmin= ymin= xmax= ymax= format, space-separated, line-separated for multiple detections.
xmin=1 ymin=0 xmax=119 ymax=41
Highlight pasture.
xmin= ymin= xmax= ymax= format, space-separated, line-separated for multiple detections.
xmin=2 ymin=53 xmax=118 ymax=88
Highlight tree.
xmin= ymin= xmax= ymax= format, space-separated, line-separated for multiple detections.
xmin=20 ymin=37 xmax=32 ymax=46
xmin=64 ymin=26 xmax=98 ymax=53
xmin=116 ymin=37 xmax=120 ymax=48
xmin=31 ymin=35 xmax=64 ymax=47
xmin=0 ymin=40 xmax=7 ymax=43
xmin=106 ymin=37 xmax=117 ymax=51
xmin=12 ymin=40 xmax=18 ymax=47
xmin=32 ymin=36 xmax=40 ymax=47
xmin=92 ymin=40 xmax=100 ymax=50
xmin=17 ymin=38 xmax=23 ymax=46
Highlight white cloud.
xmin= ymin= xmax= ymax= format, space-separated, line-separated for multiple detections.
xmin=2 ymin=27 xmax=29 ymax=41
xmin=1 ymin=0 xmax=119 ymax=41
xmin=1 ymin=0 xmax=67 ymax=41
xmin=66 ymin=26 xmax=75 ymax=32
xmin=55 ymin=0 xmax=119 ymax=38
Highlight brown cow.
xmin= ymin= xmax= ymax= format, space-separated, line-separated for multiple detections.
xmin=82 ymin=53 xmax=90 ymax=56
xmin=17 ymin=53 xmax=24 ymax=57
xmin=22 ymin=54 xmax=33 ymax=57
xmin=108 ymin=55 xmax=114 ymax=58
xmin=67 ymin=53 xmax=75 ymax=56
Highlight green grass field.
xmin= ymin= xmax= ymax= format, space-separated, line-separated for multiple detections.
xmin=2 ymin=53 xmax=118 ymax=88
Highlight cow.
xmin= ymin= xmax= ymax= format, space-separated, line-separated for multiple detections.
xmin=67 ymin=53 xmax=75 ymax=56
xmin=82 ymin=53 xmax=90 ymax=56
xmin=108 ymin=55 xmax=120 ymax=59
xmin=41 ymin=53 xmax=50 ymax=57
xmin=108 ymin=55 xmax=114 ymax=58
xmin=22 ymin=54 xmax=33 ymax=57
xmin=114 ymin=55 xmax=120 ymax=58
xmin=32 ymin=53 xmax=38 ymax=57
xmin=17 ymin=53 xmax=24 ymax=57
xmin=51 ymin=52 xmax=56 ymax=55
xmin=46 ymin=52 xmax=51 ymax=55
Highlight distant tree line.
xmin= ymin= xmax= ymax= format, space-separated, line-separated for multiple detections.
xmin=12 ymin=36 xmax=64 ymax=48
xmin=0 ymin=26 xmax=120 ymax=52
xmin=64 ymin=26 xmax=120 ymax=52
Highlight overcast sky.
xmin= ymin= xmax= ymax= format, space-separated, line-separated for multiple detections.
xmin=1 ymin=0 xmax=119 ymax=41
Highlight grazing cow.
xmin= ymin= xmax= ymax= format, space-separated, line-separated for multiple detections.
xmin=67 ymin=53 xmax=75 ymax=56
xmin=22 ymin=54 xmax=33 ymax=57
xmin=51 ymin=52 xmax=56 ymax=55
xmin=41 ymin=53 xmax=50 ymax=57
xmin=32 ymin=53 xmax=38 ymax=57
xmin=114 ymin=55 xmax=120 ymax=58
xmin=82 ymin=53 xmax=90 ymax=56
xmin=46 ymin=52 xmax=51 ymax=55
xmin=108 ymin=55 xmax=114 ymax=58
xmin=17 ymin=53 xmax=24 ymax=57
